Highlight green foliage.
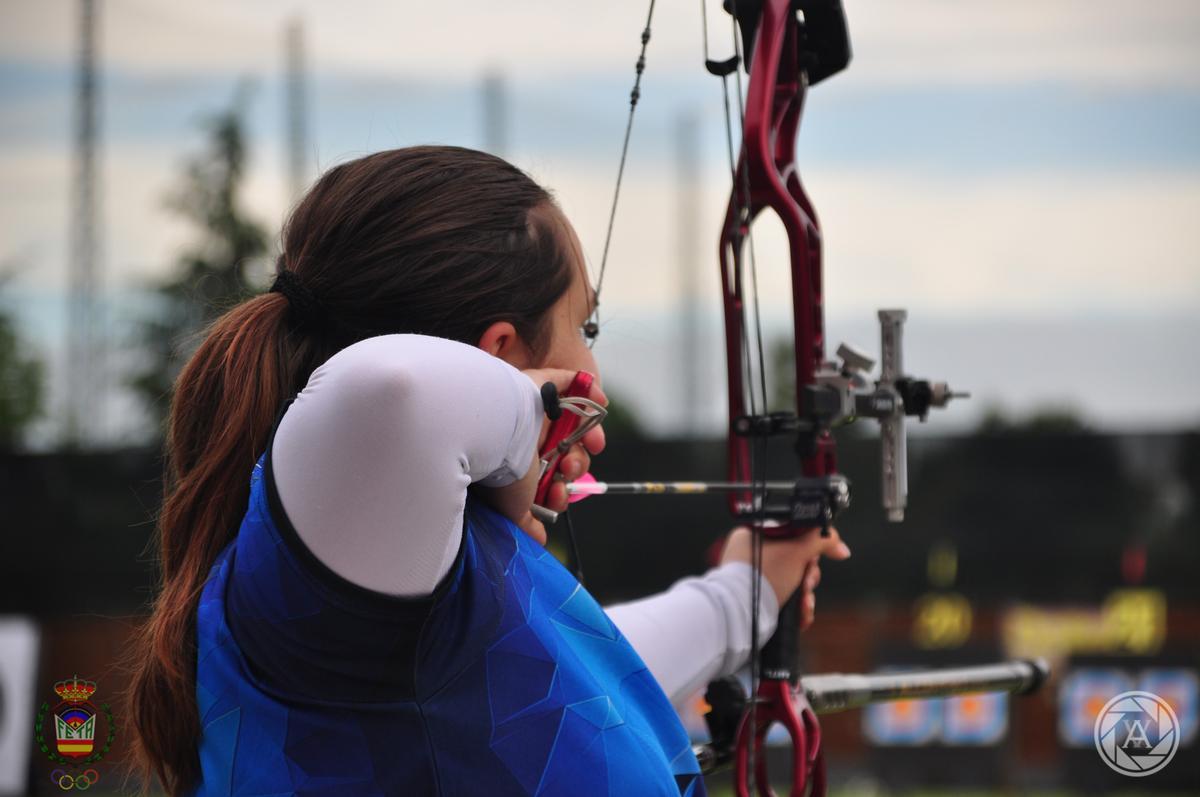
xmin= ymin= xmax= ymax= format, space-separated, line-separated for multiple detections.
xmin=769 ymin=337 xmax=795 ymax=412
xmin=768 ymin=336 xmax=870 ymax=438
xmin=600 ymin=389 xmax=647 ymax=441
xmin=0 ymin=280 xmax=44 ymax=449
xmin=974 ymin=404 xmax=1089 ymax=435
xmin=129 ymin=101 xmax=268 ymax=431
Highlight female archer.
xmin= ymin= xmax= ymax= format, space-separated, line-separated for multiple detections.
xmin=126 ymin=145 xmax=849 ymax=796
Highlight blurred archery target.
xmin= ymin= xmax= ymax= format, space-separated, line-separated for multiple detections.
xmin=942 ymin=691 xmax=1008 ymax=745
xmin=1058 ymin=668 xmax=1134 ymax=748
xmin=1138 ymin=668 xmax=1198 ymax=746
xmin=863 ymin=692 xmax=1010 ymax=746
xmin=864 ymin=697 xmax=941 ymax=746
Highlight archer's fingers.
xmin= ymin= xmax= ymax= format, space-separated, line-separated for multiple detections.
xmin=579 ymin=423 xmax=606 ymax=456
xmin=804 ymin=562 xmax=822 ymax=592
xmin=527 ymin=368 xmax=605 ymax=399
xmin=814 ymin=526 xmax=851 ymax=560
xmin=545 ymin=479 xmax=569 ymax=513
xmin=558 ymin=446 xmax=592 ymax=482
xmin=802 ymin=590 xmax=816 ymax=630
xmin=577 ymin=376 xmax=608 ymax=408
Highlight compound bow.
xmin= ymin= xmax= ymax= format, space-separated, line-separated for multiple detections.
xmin=537 ymin=2 xmax=1049 ymax=794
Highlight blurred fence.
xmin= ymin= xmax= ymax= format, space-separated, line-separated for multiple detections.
xmin=1 ymin=430 xmax=1197 ymax=792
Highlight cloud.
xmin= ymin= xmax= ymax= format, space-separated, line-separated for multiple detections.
xmin=0 ymin=136 xmax=288 ymax=292
xmin=843 ymin=0 xmax=1200 ymax=88
xmin=5 ymin=122 xmax=1198 ymax=318
xmin=543 ymin=159 xmax=1200 ymax=320
xmin=811 ymin=168 xmax=1200 ymax=318
xmin=4 ymin=0 xmax=1198 ymax=88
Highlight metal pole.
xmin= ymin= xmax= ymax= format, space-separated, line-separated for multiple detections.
xmin=482 ymin=72 xmax=508 ymax=157
xmin=676 ymin=110 xmax=701 ymax=434
xmin=66 ymin=0 xmax=100 ymax=446
xmin=285 ymin=18 xmax=310 ymax=203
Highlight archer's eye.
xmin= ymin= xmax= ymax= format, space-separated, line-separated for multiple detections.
xmin=582 ymin=320 xmax=599 ymax=344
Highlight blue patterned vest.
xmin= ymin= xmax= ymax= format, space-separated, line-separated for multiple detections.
xmin=191 ymin=451 xmax=704 ymax=796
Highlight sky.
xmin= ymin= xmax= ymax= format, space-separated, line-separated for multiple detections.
xmin=1 ymin=0 xmax=1198 ymax=443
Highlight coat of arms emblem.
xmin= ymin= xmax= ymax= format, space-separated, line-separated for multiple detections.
xmin=35 ymin=675 xmax=116 ymax=791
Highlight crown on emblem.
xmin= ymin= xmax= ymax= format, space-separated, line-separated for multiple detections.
xmin=54 ymin=675 xmax=97 ymax=703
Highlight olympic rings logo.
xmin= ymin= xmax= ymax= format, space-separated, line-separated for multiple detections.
xmin=50 ymin=769 xmax=100 ymax=791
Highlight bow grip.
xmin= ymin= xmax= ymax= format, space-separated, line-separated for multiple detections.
xmin=535 ymin=371 xmax=596 ymax=506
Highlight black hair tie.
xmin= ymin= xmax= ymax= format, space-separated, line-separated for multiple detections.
xmin=269 ymin=268 xmax=324 ymax=328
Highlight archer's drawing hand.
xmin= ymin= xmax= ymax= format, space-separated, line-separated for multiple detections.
xmin=493 ymin=369 xmax=607 ymax=544
xmin=524 ymin=368 xmax=607 ymax=510
xmin=718 ymin=526 xmax=851 ymax=629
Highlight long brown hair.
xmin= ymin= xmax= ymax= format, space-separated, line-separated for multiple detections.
xmin=125 ymin=146 xmax=573 ymax=794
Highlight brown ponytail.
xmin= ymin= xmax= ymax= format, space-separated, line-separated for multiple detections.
xmin=125 ymin=146 xmax=574 ymax=794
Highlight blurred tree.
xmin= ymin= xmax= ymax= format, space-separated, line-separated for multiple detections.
xmin=770 ymin=336 xmax=795 ymax=412
xmin=0 ymin=275 xmax=44 ymax=449
xmin=601 ymin=389 xmax=647 ymax=441
xmin=975 ymin=404 xmax=1089 ymax=435
xmin=1158 ymin=430 xmax=1200 ymax=586
xmin=896 ymin=422 xmax=1142 ymax=602
xmin=1175 ymin=431 xmax=1200 ymax=528
xmin=130 ymin=102 xmax=268 ymax=432
xmin=769 ymin=335 xmax=867 ymax=439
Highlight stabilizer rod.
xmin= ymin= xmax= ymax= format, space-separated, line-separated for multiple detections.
xmin=802 ymin=658 xmax=1050 ymax=715
xmin=693 ymin=658 xmax=1049 ymax=774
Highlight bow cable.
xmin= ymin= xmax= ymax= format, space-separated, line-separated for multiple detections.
xmin=558 ymin=0 xmax=658 ymax=580
xmin=702 ymin=0 xmax=775 ymax=780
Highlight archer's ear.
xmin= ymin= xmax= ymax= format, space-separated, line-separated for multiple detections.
xmin=477 ymin=321 xmax=533 ymax=369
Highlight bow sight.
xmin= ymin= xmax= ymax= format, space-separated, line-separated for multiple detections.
xmin=739 ymin=309 xmax=970 ymax=527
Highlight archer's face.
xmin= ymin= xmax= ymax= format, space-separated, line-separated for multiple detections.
xmin=533 ymin=211 xmax=601 ymax=384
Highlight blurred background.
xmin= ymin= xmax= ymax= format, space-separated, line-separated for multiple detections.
xmin=0 ymin=0 xmax=1197 ymax=794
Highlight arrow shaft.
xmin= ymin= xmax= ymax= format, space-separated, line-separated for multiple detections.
xmin=567 ymin=480 xmax=795 ymax=496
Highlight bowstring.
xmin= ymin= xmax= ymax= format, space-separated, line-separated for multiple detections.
xmin=591 ymin=0 xmax=658 ymax=346
xmin=606 ymin=1 xmax=772 ymax=782
xmin=567 ymin=0 xmax=658 ymax=583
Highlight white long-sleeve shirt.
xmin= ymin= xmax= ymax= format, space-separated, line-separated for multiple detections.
xmin=270 ymin=334 xmax=778 ymax=709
